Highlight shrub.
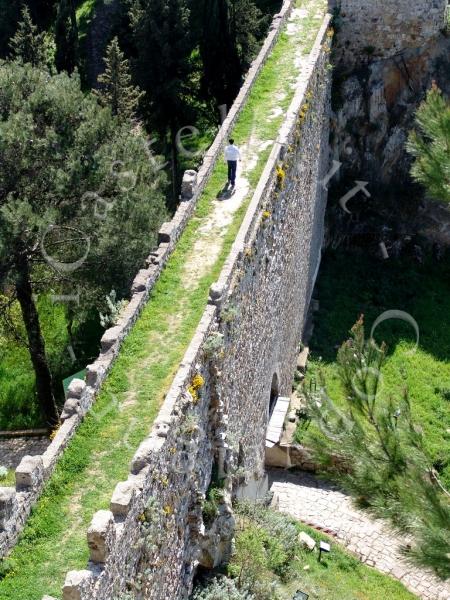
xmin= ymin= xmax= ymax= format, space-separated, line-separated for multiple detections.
xmin=192 ymin=577 xmax=255 ymax=600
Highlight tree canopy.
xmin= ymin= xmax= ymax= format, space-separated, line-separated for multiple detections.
xmin=408 ymin=85 xmax=450 ymax=204
xmin=0 ymin=60 xmax=167 ymax=423
xmin=95 ymin=36 xmax=144 ymax=122
xmin=305 ymin=318 xmax=450 ymax=578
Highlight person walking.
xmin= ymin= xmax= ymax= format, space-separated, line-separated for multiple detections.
xmin=224 ymin=138 xmax=241 ymax=189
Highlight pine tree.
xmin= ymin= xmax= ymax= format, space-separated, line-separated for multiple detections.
xmin=130 ymin=0 xmax=193 ymax=205
xmin=54 ymin=0 xmax=78 ymax=73
xmin=304 ymin=318 xmax=450 ymax=578
xmin=199 ymin=0 xmax=265 ymax=110
xmin=0 ymin=61 xmax=167 ymax=425
xmin=407 ymin=84 xmax=450 ymax=204
xmin=94 ymin=37 xmax=144 ymax=122
xmin=9 ymin=6 xmax=47 ymax=67
xmin=0 ymin=0 xmax=21 ymax=58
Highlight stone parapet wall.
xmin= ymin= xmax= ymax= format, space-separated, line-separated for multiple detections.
xmin=0 ymin=0 xmax=296 ymax=561
xmin=331 ymin=0 xmax=447 ymax=68
xmin=48 ymin=14 xmax=333 ymax=600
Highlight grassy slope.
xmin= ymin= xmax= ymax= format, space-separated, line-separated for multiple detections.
xmin=282 ymin=524 xmax=416 ymax=599
xmin=230 ymin=507 xmax=415 ymax=600
xmin=297 ymin=249 xmax=450 ymax=488
xmin=0 ymin=3 xmax=328 ymax=598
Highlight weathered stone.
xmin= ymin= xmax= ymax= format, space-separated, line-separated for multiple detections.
xmin=15 ymin=455 xmax=44 ymax=489
xmin=208 ymin=283 xmax=225 ymax=305
xmin=131 ymin=269 xmax=150 ymax=293
xmin=0 ymin=488 xmax=17 ymax=528
xmin=181 ymin=169 xmax=197 ymax=200
xmin=61 ymin=398 xmax=80 ymax=420
xmin=110 ymin=481 xmax=135 ymax=517
xmin=87 ymin=510 xmax=116 ymax=564
xmin=67 ymin=378 xmax=86 ymax=399
xmin=100 ymin=326 xmax=122 ymax=353
xmin=63 ymin=570 xmax=95 ymax=600
xmin=334 ymin=0 xmax=447 ymax=67
xmin=299 ymin=531 xmax=316 ymax=551
xmin=158 ymin=222 xmax=174 ymax=244
xmin=131 ymin=437 xmax=164 ymax=474
xmin=296 ymin=347 xmax=309 ymax=373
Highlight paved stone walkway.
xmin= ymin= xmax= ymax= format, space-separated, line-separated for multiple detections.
xmin=269 ymin=469 xmax=450 ymax=600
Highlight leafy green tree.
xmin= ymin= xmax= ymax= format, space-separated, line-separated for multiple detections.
xmin=9 ymin=6 xmax=48 ymax=67
xmin=0 ymin=61 xmax=167 ymax=425
xmin=55 ymin=0 xmax=78 ymax=73
xmin=407 ymin=85 xmax=450 ymax=204
xmin=94 ymin=36 xmax=144 ymax=122
xmin=130 ymin=0 xmax=193 ymax=203
xmin=305 ymin=318 xmax=450 ymax=578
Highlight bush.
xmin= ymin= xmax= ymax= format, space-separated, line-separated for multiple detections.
xmin=192 ymin=577 xmax=255 ymax=600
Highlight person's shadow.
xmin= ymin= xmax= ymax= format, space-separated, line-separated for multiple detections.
xmin=217 ymin=183 xmax=235 ymax=201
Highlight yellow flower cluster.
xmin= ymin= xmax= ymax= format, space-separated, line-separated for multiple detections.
xmin=163 ymin=505 xmax=173 ymax=517
xmin=188 ymin=373 xmax=205 ymax=404
xmin=276 ymin=164 xmax=286 ymax=188
xmin=262 ymin=210 xmax=271 ymax=220
xmin=49 ymin=425 xmax=60 ymax=441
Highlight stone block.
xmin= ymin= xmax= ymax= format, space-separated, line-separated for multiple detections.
xmin=100 ymin=326 xmax=122 ymax=353
xmin=16 ymin=455 xmax=44 ymax=489
xmin=63 ymin=570 xmax=95 ymax=600
xmin=297 ymin=347 xmax=309 ymax=373
xmin=299 ymin=531 xmax=316 ymax=551
xmin=61 ymin=398 xmax=80 ymax=420
xmin=158 ymin=222 xmax=174 ymax=244
xmin=208 ymin=282 xmax=225 ymax=305
xmin=87 ymin=510 xmax=116 ymax=564
xmin=131 ymin=436 xmax=165 ymax=474
xmin=86 ymin=360 xmax=108 ymax=388
xmin=0 ymin=488 xmax=17 ymax=528
xmin=181 ymin=169 xmax=197 ymax=200
xmin=110 ymin=481 xmax=135 ymax=517
xmin=131 ymin=269 xmax=150 ymax=293
xmin=67 ymin=378 xmax=86 ymax=399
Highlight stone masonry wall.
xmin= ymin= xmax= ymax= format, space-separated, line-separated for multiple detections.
xmin=330 ymin=0 xmax=448 ymax=68
xmin=0 ymin=0 xmax=296 ymax=561
xmin=48 ymin=15 xmax=332 ymax=600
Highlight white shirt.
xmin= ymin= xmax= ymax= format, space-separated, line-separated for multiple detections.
xmin=224 ymin=144 xmax=241 ymax=161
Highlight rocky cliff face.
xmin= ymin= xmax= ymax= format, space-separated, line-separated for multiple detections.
xmin=331 ymin=34 xmax=450 ymax=187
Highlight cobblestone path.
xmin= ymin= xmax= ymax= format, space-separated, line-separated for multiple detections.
xmin=269 ymin=469 xmax=450 ymax=600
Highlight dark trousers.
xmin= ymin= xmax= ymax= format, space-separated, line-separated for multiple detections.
xmin=227 ymin=160 xmax=237 ymax=185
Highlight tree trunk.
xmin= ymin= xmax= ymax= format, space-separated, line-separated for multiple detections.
xmin=170 ymin=124 xmax=179 ymax=210
xmin=15 ymin=253 xmax=60 ymax=426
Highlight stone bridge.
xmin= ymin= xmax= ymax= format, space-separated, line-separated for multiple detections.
xmin=0 ymin=1 xmax=448 ymax=599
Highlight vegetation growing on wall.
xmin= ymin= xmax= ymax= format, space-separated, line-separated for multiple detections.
xmin=192 ymin=502 xmax=416 ymax=599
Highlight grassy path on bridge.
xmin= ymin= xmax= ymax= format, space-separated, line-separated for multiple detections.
xmin=0 ymin=3 xmax=328 ymax=599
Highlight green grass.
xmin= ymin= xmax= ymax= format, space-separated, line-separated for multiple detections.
xmin=280 ymin=526 xmax=416 ymax=599
xmin=0 ymin=2 xmax=328 ymax=598
xmin=296 ymin=249 xmax=450 ymax=488
xmin=0 ymin=297 xmax=85 ymax=430
xmin=223 ymin=503 xmax=415 ymax=599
